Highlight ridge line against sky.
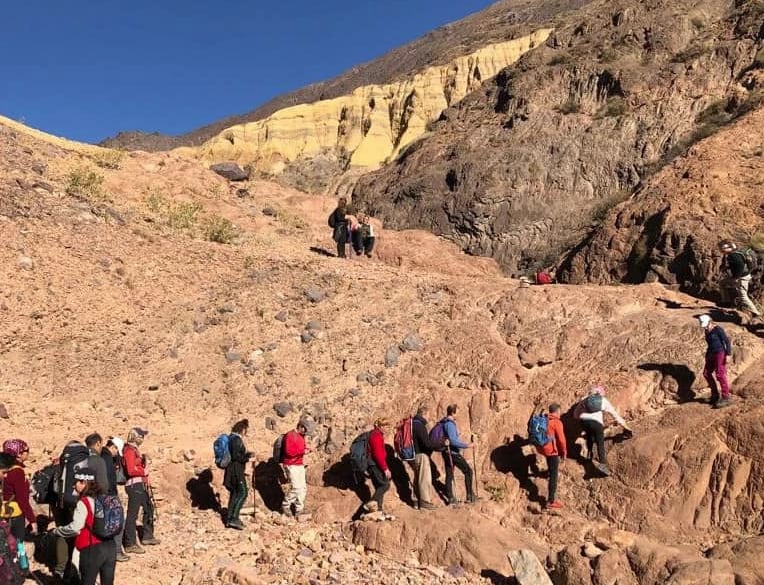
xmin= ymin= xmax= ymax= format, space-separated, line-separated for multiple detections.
xmin=0 ymin=0 xmax=497 ymax=143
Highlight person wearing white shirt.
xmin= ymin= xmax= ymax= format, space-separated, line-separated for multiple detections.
xmin=574 ymin=386 xmax=632 ymax=475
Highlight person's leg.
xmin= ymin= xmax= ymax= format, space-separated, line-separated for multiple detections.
xmin=364 ymin=236 xmax=376 ymax=257
xmin=583 ymin=424 xmax=594 ymax=460
xmin=99 ymin=541 xmax=117 ymax=585
xmin=123 ymin=485 xmax=140 ymax=546
xmin=53 ymin=506 xmax=75 ymax=576
xmin=593 ymin=422 xmax=607 ymax=466
xmin=351 ymin=230 xmax=363 ymax=255
xmin=291 ymin=465 xmax=307 ymax=513
xmin=229 ymin=481 xmax=248 ymax=524
xmin=452 ymin=453 xmax=474 ymax=500
xmin=443 ymin=452 xmax=456 ymax=502
xmin=78 ymin=545 xmax=98 ymax=585
xmin=138 ymin=486 xmax=156 ymax=541
xmin=369 ymin=465 xmax=390 ymax=510
xmin=547 ymin=455 xmax=560 ymax=503
xmin=737 ymin=275 xmax=761 ymax=315
xmin=407 ymin=460 xmax=420 ymax=504
xmin=9 ymin=516 xmax=25 ymax=541
xmin=414 ymin=454 xmax=433 ymax=505
xmin=713 ymin=351 xmax=731 ymax=400
xmin=703 ymin=353 xmax=720 ymax=403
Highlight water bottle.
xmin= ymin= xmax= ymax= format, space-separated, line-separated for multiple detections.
xmin=16 ymin=540 xmax=29 ymax=571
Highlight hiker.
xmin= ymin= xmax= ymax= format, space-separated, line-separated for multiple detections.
xmin=534 ymin=404 xmax=567 ymax=509
xmin=535 ymin=269 xmax=554 ymax=285
xmin=0 ymin=453 xmax=13 ymax=480
xmin=281 ymin=420 xmax=310 ymax=518
xmin=85 ymin=433 xmax=111 ymax=495
xmin=328 ymin=197 xmax=351 ymax=258
xmin=698 ymin=314 xmax=733 ymax=408
xmin=52 ymin=467 xmax=117 ymax=585
xmin=351 ymin=212 xmax=376 ymax=258
xmin=574 ymin=386 xmax=632 ymax=475
xmin=718 ymin=240 xmax=761 ymax=318
xmin=122 ymin=427 xmax=159 ymax=552
xmin=102 ymin=437 xmax=129 ymax=562
xmin=441 ymin=404 xmax=477 ymax=505
xmin=1 ymin=439 xmax=36 ymax=540
xmin=409 ymin=406 xmax=440 ymax=510
xmin=364 ymin=418 xmax=391 ymax=513
xmin=224 ymin=419 xmax=253 ymax=530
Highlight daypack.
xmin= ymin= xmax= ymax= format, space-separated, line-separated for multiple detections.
xmin=349 ymin=432 xmax=371 ymax=477
xmin=741 ymin=248 xmax=758 ymax=272
xmin=56 ymin=443 xmax=90 ymax=507
xmin=328 ymin=212 xmax=336 ymax=228
xmin=213 ymin=434 xmax=231 ymax=469
xmin=528 ymin=414 xmax=551 ymax=448
xmin=31 ymin=463 xmax=58 ymax=505
xmin=584 ymin=394 xmax=603 ymax=413
xmin=393 ymin=417 xmax=415 ymax=461
xmin=272 ymin=434 xmax=286 ymax=464
xmin=91 ymin=495 xmax=125 ymax=540
xmin=0 ymin=520 xmax=24 ymax=585
xmin=428 ymin=419 xmax=447 ymax=451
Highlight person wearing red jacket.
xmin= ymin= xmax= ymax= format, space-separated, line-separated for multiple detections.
xmin=1 ymin=438 xmax=36 ymax=540
xmin=536 ymin=404 xmax=567 ymax=510
xmin=122 ymin=427 xmax=159 ymax=553
xmin=363 ymin=418 xmax=391 ymax=513
xmin=281 ymin=421 xmax=310 ymax=517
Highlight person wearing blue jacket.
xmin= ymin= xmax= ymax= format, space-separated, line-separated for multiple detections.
xmin=441 ymin=404 xmax=477 ymax=505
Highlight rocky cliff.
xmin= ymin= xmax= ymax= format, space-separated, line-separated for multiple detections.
xmin=352 ymin=0 xmax=764 ymax=274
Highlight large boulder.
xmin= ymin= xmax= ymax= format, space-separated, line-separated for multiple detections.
xmin=210 ymin=162 xmax=249 ymax=182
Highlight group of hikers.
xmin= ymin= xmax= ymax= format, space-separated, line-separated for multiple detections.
xmin=328 ymin=197 xmax=376 ymax=259
xmin=0 ymin=428 xmax=158 ymax=585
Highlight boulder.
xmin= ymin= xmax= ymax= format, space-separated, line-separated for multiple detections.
xmin=209 ymin=162 xmax=249 ymax=182
xmin=507 ymin=549 xmax=553 ymax=585
xmin=384 ymin=346 xmax=400 ymax=368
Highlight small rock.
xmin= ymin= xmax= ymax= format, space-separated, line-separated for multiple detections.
xmin=31 ymin=163 xmax=46 ymax=175
xmin=301 ymin=331 xmax=314 ymax=344
xmin=305 ymin=288 xmax=327 ymax=303
xmin=255 ymin=384 xmax=268 ymax=395
xmin=236 ymin=188 xmax=249 ymax=198
xmin=210 ymin=162 xmax=249 ymax=182
xmin=582 ymin=542 xmax=604 ymax=559
xmin=0 ymin=404 xmax=8 ymax=419
xmin=274 ymin=402 xmax=294 ymax=418
xmin=384 ymin=346 xmax=400 ymax=368
xmin=349 ymin=388 xmax=360 ymax=397
xmin=507 ymin=549 xmax=553 ymax=585
xmin=262 ymin=206 xmax=277 ymax=217
xmin=446 ymin=565 xmax=467 ymax=579
xmin=275 ymin=310 xmax=289 ymax=322
xmin=310 ymin=376 xmax=320 ymax=386
xmin=17 ymin=256 xmax=34 ymax=270
xmin=174 ymin=372 xmax=186 ymax=383
xmin=401 ymin=333 xmax=424 ymax=352
xmin=264 ymin=417 xmax=277 ymax=431
xmin=225 ymin=351 xmax=242 ymax=364
xmin=218 ymin=303 xmax=236 ymax=314
xmin=305 ymin=321 xmax=323 ymax=331
xmin=183 ymin=450 xmax=195 ymax=462
xmin=148 ymin=384 xmax=160 ymax=392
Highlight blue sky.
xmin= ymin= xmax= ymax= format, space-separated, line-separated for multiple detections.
xmin=0 ymin=1 xmax=496 ymax=143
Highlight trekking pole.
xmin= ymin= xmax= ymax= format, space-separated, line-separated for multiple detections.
xmin=147 ymin=484 xmax=159 ymax=523
xmin=251 ymin=463 xmax=257 ymax=521
xmin=471 ymin=434 xmax=479 ymax=498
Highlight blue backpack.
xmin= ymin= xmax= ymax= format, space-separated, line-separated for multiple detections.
xmin=213 ymin=434 xmax=231 ymax=469
xmin=428 ymin=419 xmax=447 ymax=451
xmin=92 ymin=495 xmax=124 ymax=539
xmin=528 ymin=414 xmax=551 ymax=448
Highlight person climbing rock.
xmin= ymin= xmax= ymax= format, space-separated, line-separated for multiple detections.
xmin=718 ymin=240 xmax=761 ymax=318
xmin=409 ymin=406 xmax=439 ymax=510
xmin=123 ymin=427 xmax=159 ymax=552
xmin=535 ymin=404 xmax=567 ymax=509
xmin=1 ymin=438 xmax=36 ymax=540
xmin=574 ymin=386 xmax=631 ymax=476
xmin=281 ymin=420 xmax=310 ymax=518
xmin=224 ymin=419 xmax=253 ymax=530
xmin=351 ymin=212 xmax=376 ymax=258
xmin=698 ymin=314 xmax=733 ymax=408
xmin=328 ymin=197 xmax=351 ymax=258
xmin=441 ymin=404 xmax=477 ymax=504
xmin=364 ymin=419 xmax=391 ymax=513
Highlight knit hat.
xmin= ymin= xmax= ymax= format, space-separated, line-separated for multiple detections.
xmin=590 ymin=385 xmax=606 ymax=396
xmin=698 ymin=314 xmax=712 ymax=328
xmin=108 ymin=437 xmax=125 ymax=456
xmin=2 ymin=439 xmax=28 ymax=457
xmin=127 ymin=427 xmax=148 ymax=443
xmin=73 ymin=467 xmax=96 ymax=482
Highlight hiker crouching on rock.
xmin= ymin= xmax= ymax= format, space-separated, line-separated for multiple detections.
xmin=52 ymin=467 xmax=117 ymax=585
xmin=718 ymin=240 xmax=762 ymax=319
xmin=123 ymin=427 xmax=159 ymax=552
xmin=328 ymin=197 xmax=351 ymax=258
xmin=363 ymin=419 xmax=391 ymax=513
xmin=535 ymin=404 xmax=566 ymax=510
xmin=1 ymin=439 xmax=36 ymax=540
xmin=224 ymin=419 xmax=253 ymax=530
xmin=442 ymin=404 xmax=477 ymax=505
xmin=698 ymin=314 xmax=733 ymax=408
xmin=281 ymin=420 xmax=310 ymax=518
xmin=574 ymin=386 xmax=632 ymax=476
xmin=351 ymin=212 xmax=376 ymax=258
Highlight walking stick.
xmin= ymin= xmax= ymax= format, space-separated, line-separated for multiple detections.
xmin=471 ymin=434 xmax=479 ymax=498
xmin=251 ymin=463 xmax=257 ymax=521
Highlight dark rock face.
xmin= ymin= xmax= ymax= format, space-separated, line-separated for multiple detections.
xmin=353 ymin=0 xmax=764 ymax=274
xmin=210 ymin=162 xmax=249 ymax=182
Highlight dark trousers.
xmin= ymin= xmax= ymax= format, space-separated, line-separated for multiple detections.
xmin=79 ymin=541 xmax=117 ymax=585
xmin=582 ymin=419 xmax=607 ymax=465
xmin=546 ymin=455 xmax=560 ymax=503
xmin=334 ymin=226 xmax=348 ymax=258
xmin=124 ymin=483 xmax=154 ymax=545
xmin=226 ymin=480 xmax=248 ymax=523
xmin=53 ymin=505 xmax=74 ymax=576
xmin=443 ymin=451 xmax=474 ymax=501
xmin=9 ymin=516 xmax=25 ymax=540
xmin=368 ymin=465 xmax=390 ymax=510
xmin=351 ymin=232 xmax=376 ymax=256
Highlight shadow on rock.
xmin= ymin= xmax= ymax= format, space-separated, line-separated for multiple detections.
xmin=490 ymin=434 xmax=541 ymax=504
xmin=186 ymin=468 xmax=221 ymax=512
xmin=254 ymin=461 xmax=286 ymax=512
xmin=637 ymin=362 xmax=697 ymax=403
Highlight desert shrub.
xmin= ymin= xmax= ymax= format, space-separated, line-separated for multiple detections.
xmin=598 ymin=97 xmax=629 ymax=118
xmin=167 ymin=201 xmax=202 ymax=231
xmin=91 ymin=149 xmax=124 ymax=170
xmin=66 ymin=168 xmax=108 ymax=202
xmin=548 ymin=52 xmax=572 ymax=66
xmin=750 ymin=232 xmax=764 ymax=253
xmin=599 ymin=47 xmax=619 ymax=63
xmin=557 ymin=99 xmax=580 ymax=115
xmin=591 ymin=189 xmax=630 ymax=224
xmin=204 ymin=215 xmax=238 ymax=244
xmin=276 ymin=207 xmax=307 ymax=230
xmin=672 ymin=45 xmax=709 ymax=63
xmin=145 ymin=190 xmax=167 ymax=213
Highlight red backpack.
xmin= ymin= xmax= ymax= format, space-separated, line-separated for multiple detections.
xmin=393 ymin=417 xmax=415 ymax=461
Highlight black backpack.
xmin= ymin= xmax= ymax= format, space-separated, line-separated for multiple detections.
xmin=55 ymin=443 xmax=90 ymax=507
xmin=741 ymin=248 xmax=758 ymax=272
xmin=349 ymin=432 xmax=371 ymax=479
xmin=31 ymin=463 xmax=58 ymax=505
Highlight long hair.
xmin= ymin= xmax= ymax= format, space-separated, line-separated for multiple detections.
xmin=80 ymin=480 xmax=102 ymax=498
xmin=231 ymin=418 xmax=249 ymax=435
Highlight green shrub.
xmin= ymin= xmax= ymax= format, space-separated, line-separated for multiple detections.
xmin=598 ymin=97 xmax=629 ymax=118
xmin=204 ymin=215 xmax=238 ymax=244
xmin=145 ymin=190 xmax=167 ymax=213
xmin=66 ymin=168 xmax=108 ymax=202
xmin=91 ymin=149 xmax=124 ymax=170
xmin=167 ymin=202 xmax=202 ymax=231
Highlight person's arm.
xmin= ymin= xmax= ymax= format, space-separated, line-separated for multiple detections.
xmin=123 ymin=446 xmax=145 ymax=478
xmin=230 ymin=435 xmax=249 ymax=464
xmin=602 ymin=398 xmax=627 ymax=427
xmin=368 ymin=431 xmax=388 ymax=472
xmin=552 ymin=420 xmax=567 ymax=459
xmin=730 ymin=253 xmax=746 ymax=278
xmin=6 ymin=468 xmax=36 ymax=525
xmin=719 ymin=328 xmax=732 ymax=356
xmin=414 ymin=420 xmax=437 ymax=451
xmin=445 ymin=420 xmax=469 ymax=450
xmin=52 ymin=500 xmax=87 ymax=538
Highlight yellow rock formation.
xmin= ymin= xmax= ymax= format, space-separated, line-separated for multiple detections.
xmin=191 ymin=29 xmax=552 ymax=172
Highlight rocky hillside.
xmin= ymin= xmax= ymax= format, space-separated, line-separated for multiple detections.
xmin=99 ymin=0 xmax=592 ymax=152
xmin=353 ymin=0 xmax=764 ymax=275
xmin=3 ymin=117 xmax=764 ymax=585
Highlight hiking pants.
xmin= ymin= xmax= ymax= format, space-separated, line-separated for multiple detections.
xmin=124 ymin=483 xmax=155 ymax=545
xmin=9 ymin=516 xmax=25 ymax=540
xmin=581 ymin=420 xmax=607 ymax=466
xmin=443 ymin=452 xmax=474 ymax=502
xmin=368 ymin=464 xmax=390 ymax=511
xmin=720 ymin=274 xmax=761 ymax=315
xmin=226 ymin=480 xmax=248 ymax=524
xmin=284 ymin=465 xmax=307 ymax=513
xmin=334 ymin=226 xmax=348 ymax=258
xmin=704 ymin=351 xmax=730 ymax=401
xmin=406 ymin=453 xmax=433 ymax=506
xmin=53 ymin=505 xmax=75 ymax=576
xmin=546 ymin=455 xmax=560 ymax=503
xmin=351 ymin=232 xmax=376 ymax=256
xmin=79 ymin=541 xmax=117 ymax=585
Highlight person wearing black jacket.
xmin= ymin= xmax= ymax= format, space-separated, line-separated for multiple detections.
xmin=223 ymin=419 xmax=252 ymax=530
xmin=719 ymin=240 xmax=761 ymax=317
xmin=101 ymin=438 xmax=129 ymax=562
xmin=409 ymin=406 xmax=439 ymax=510
xmin=328 ymin=197 xmax=350 ymax=258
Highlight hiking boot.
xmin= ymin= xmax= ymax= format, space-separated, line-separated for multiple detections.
xmin=447 ymin=498 xmax=462 ymax=506
xmin=116 ymin=552 xmax=130 ymax=562
xmin=282 ymin=504 xmax=294 ymax=517
xmin=594 ymin=462 xmax=611 ymax=476
xmin=362 ymin=500 xmax=379 ymax=513
xmin=227 ymin=519 xmax=245 ymax=530
xmin=714 ymin=398 xmax=732 ymax=409
xmin=124 ymin=544 xmax=146 ymax=554
xmin=141 ymin=537 xmax=161 ymax=545
xmin=546 ymin=501 xmax=563 ymax=510
xmin=419 ymin=502 xmax=437 ymax=510
xmin=466 ymin=494 xmax=482 ymax=504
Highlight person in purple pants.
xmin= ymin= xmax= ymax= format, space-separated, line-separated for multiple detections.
xmin=698 ymin=314 xmax=732 ymax=408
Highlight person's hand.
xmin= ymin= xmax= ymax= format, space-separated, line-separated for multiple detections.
xmin=26 ymin=523 xmax=37 ymax=536
xmin=443 ymin=439 xmax=450 ymax=446
xmin=384 ymin=469 xmax=391 ymax=480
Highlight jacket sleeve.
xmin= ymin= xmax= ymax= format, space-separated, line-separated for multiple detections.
xmin=230 ymin=435 xmax=250 ymax=464
xmin=283 ymin=432 xmax=305 ymax=459
xmin=552 ymin=420 xmax=567 ymax=459
xmin=445 ymin=420 xmax=469 ymax=450
xmin=602 ymin=398 xmax=626 ymax=426
xmin=6 ymin=467 xmax=35 ymax=524
xmin=720 ymin=328 xmax=732 ymax=355
xmin=123 ymin=445 xmax=146 ymax=478
xmin=53 ymin=499 xmax=87 ymax=538
xmin=368 ymin=431 xmax=388 ymax=471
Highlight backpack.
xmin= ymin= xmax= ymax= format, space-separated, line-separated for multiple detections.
xmin=56 ymin=443 xmax=90 ymax=507
xmin=428 ymin=419 xmax=447 ymax=451
xmin=528 ymin=414 xmax=551 ymax=448
xmin=0 ymin=520 xmax=24 ymax=585
xmin=90 ymin=495 xmax=124 ymax=540
xmin=213 ymin=434 xmax=231 ymax=469
xmin=349 ymin=432 xmax=371 ymax=477
xmin=272 ymin=434 xmax=286 ymax=464
xmin=741 ymin=248 xmax=758 ymax=272
xmin=31 ymin=463 xmax=58 ymax=505
xmin=393 ymin=417 xmax=416 ymax=461
xmin=328 ymin=212 xmax=336 ymax=228
xmin=584 ymin=394 xmax=603 ymax=413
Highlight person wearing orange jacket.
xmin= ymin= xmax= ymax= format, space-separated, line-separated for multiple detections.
xmin=536 ymin=403 xmax=567 ymax=510
xmin=363 ymin=418 xmax=391 ymax=513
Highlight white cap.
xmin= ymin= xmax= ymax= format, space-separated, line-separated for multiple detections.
xmin=109 ymin=437 xmax=125 ymax=456
xmin=698 ymin=314 xmax=712 ymax=328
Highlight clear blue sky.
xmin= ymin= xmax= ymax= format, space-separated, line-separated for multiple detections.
xmin=1 ymin=1 xmax=496 ymax=143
